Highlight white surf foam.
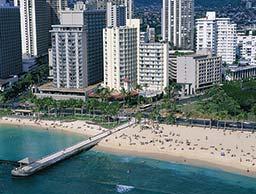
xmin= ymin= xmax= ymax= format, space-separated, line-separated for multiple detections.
xmin=116 ymin=184 xmax=135 ymax=193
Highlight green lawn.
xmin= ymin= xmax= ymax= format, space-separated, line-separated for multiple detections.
xmin=223 ymin=80 xmax=256 ymax=112
xmin=179 ymin=80 xmax=256 ymax=122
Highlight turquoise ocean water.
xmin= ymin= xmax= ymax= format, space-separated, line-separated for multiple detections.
xmin=0 ymin=125 xmax=256 ymax=194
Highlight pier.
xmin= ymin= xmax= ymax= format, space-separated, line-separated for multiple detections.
xmin=11 ymin=118 xmax=135 ymax=177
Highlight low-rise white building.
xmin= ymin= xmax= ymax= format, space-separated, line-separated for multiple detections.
xmin=169 ymin=50 xmax=194 ymax=82
xmin=227 ymin=65 xmax=256 ymax=81
xmin=177 ymin=54 xmax=222 ymax=95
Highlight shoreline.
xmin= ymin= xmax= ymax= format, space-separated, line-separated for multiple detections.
xmin=1 ymin=117 xmax=256 ymax=178
xmin=96 ymin=145 xmax=256 ymax=178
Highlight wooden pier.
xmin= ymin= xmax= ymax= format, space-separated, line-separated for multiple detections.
xmin=11 ymin=118 xmax=135 ymax=177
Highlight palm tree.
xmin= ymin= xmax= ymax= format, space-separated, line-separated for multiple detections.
xmin=252 ymin=104 xmax=256 ymax=120
xmin=166 ymin=112 xmax=175 ymax=125
xmin=149 ymin=107 xmax=160 ymax=123
xmin=120 ymin=88 xmax=133 ymax=106
xmin=86 ymin=99 xmax=97 ymax=118
xmin=0 ymin=93 xmax=6 ymax=103
xmin=109 ymin=102 xmax=120 ymax=123
xmin=126 ymin=91 xmax=133 ymax=106
xmin=58 ymin=100 xmax=68 ymax=116
xmin=217 ymin=111 xmax=228 ymax=129
xmin=164 ymin=83 xmax=182 ymax=100
xmin=185 ymin=112 xmax=192 ymax=126
xmin=67 ymin=99 xmax=77 ymax=115
xmin=95 ymin=87 xmax=109 ymax=102
xmin=135 ymin=111 xmax=143 ymax=124
xmin=52 ymin=99 xmax=58 ymax=117
xmin=134 ymin=84 xmax=142 ymax=92
xmin=198 ymin=106 xmax=207 ymax=128
xmin=120 ymin=87 xmax=127 ymax=103
xmin=98 ymin=101 xmax=108 ymax=122
xmin=47 ymin=98 xmax=56 ymax=115
xmin=34 ymin=98 xmax=46 ymax=113
xmin=134 ymin=84 xmax=142 ymax=105
xmin=71 ymin=99 xmax=83 ymax=115
xmin=237 ymin=112 xmax=247 ymax=130
xmin=143 ymin=83 xmax=149 ymax=98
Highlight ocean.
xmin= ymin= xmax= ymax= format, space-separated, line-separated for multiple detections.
xmin=0 ymin=125 xmax=256 ymax=194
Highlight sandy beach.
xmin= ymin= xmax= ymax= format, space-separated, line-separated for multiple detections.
xmin=1 ymin=116 xmax=256 ymax=177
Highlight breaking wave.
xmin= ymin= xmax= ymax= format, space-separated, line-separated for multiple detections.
xmin=116 ymin=184 xmax=135 ymax=193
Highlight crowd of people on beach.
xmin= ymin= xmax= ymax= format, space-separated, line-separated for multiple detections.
xmin=102 ymin=120 xmax=256 ymax=174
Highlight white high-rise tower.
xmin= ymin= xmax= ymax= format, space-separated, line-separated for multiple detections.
xmin=162 ymin=0 xmax=194 ymax=50
xmin=196 ymin=12 xmax=237 ymax=64
xmin=50 ymin=2 xmax=106 ymax=89
xmin=103 ymin=19 xmax=140 ymax=91
xmin=47 ymin=0 xmax=67 ymax=25
xmin=106 ymin=1 xmax=126 ymax=27
xmin=87 ymin=0 xmax=133 ymax=20
xmin=14 ymin=0 xmax=49 ymax=57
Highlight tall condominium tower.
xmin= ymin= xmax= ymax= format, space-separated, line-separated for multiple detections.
xmin=140 ymin=26 xmax=156 ymax=43
xmin=216 ymin=18 xmax=237 ymax=64
xmin=117 ymin=0 xmax=133 ymax=20
xmin=0 ymin=5 xmax=22 ymax=78
xmin=47 ymin=0 xmax=67 ymax=25
xmin=106 ymin=1 xmax=126 ymax=27
xmin=50 ymin=2 xmax=106 ymax=89
xmin=84 ymin=10 xmax=106 ymax=85
xmin=14 ymin=0 xmax=48 ymax=57
xmin=162 ymin=0 xmax=194 ymax=50
xmin=103 ymin=19 xmax=140 ymax=91
xmin=196 ymin=12 xmax=217 ymax=55
xmin=86 ymin=0 xmax=133 ymax=19
xmin=196 ymin=12 xmax=237 ymax=64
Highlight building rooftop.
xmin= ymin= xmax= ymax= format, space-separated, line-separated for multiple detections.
xmin=176 ymin=53 xmax=209 ymax=59
xmin=229 ymin=65 xmax=256 ymax=72
xmin=37 ymin=82 xmax=100 ymax=94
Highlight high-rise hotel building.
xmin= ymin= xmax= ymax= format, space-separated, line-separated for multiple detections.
xmin=196 ymin=12 xmax=237 ymax=64
xmin=106 ymin=1 xmax=126 ymax=27
xmin=47 ymin=0 xmax=67 ymax=25
xmin=46 ymin=0 xmax=67 ymax=46
xmin=162 ymin=0 xmax=194 ymax=50
xmin=138 ymin=28 xmax=169 ymax=92
xmin=86 ymin=0 xmax=133 ymax=20
xmin=14 ymin=0 xmax=49 ymax=58
xmin=117 ymin=0 xmax=133 ymax=20
xmin=103 ymin=19 xmax=140 ymax=91
xmin=0 ymin=3 xmax=22 ymax=78
xmin=50 ymin=2 xmax=106 ymax=89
